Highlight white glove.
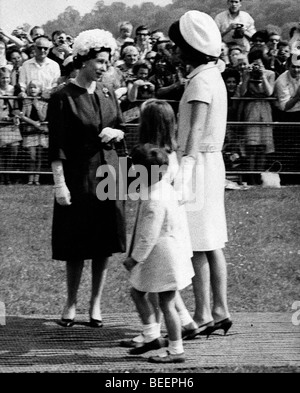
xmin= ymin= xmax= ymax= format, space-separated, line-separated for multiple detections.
xmin=174 ymin=155 xmax=196 ymax=205
xmin=99 ymin=127 xmax=124 ymax=143
xmin=54 ymin=183 xmax=71 ymax=206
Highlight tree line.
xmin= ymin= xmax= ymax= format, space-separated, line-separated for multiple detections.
xmin=38 ymin=0 xmax=299 ymax=40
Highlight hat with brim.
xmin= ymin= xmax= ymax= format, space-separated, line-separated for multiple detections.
xmin=179 ymin=10 xmax=221 ymax=57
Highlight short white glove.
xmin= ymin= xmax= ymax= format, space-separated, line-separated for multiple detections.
xmin=99 ymin=127 xmax=124 ymax=143
xmin=174 ymin=155 xmax=196 ymax=205
xmin=54 ymin=183 xmax=71 ymax=206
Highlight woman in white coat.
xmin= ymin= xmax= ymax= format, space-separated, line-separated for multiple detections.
xmin=169 ymin=11 xmax=232 ymax=338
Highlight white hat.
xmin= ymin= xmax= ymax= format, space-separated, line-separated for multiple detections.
xmin=179 ymin=10 xmax=222 ymax=57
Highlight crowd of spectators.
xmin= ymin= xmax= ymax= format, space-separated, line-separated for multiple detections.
xmin=0 ymin=0 xmax=300 ymax=185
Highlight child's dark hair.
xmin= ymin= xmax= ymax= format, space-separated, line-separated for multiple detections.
xmin=131 ymin=143 xmax=169 ymax=186
xmin=248 ymin=48 xmax=269 ymax=68
xmin=138 ymin=99 xmax=177 ymax=152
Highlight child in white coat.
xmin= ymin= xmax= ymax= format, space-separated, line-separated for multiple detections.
xmin=124 ymin=143 xmax=194 ymax=363
xmin=121 ymin=99 xmax=198 ymax=352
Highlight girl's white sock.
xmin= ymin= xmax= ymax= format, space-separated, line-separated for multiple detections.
xmin=168 ymin=339 xmax=184 ymax=355
xmin=178 ymin=308 xmax=194 ymax=326
xmin=133 ymin=322 xmax=161 ymax=343
xmin=143 ymin=322 xmax=160 ymax=343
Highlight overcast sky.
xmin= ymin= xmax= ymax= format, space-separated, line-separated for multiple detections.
xmin=0 ymin=0 xmax=172 ymax=33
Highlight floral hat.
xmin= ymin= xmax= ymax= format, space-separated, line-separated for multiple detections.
xmin=72 ymin=29 xmax=117 ymax=57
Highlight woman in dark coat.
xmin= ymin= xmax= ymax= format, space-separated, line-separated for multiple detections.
xmin=48 ymin=29 xmax=126 ymax=328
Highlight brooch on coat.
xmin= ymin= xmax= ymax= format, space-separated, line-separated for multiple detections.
xmin=102 ymin=87 xmax=109 ymax=97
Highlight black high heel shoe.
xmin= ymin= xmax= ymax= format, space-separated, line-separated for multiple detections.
xmin=183 ymin=320 xmax=214 ymax=340
xmin=58 ymin=318 xmax=75 ymax=327
xmin=205 ymin=318 xmax=232 ymax=338
xmin=90 ymin=318 xmax=103 ymax=328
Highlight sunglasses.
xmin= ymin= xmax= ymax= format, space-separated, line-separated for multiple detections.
xmin=137 ymin=33 xmax=149 ymax=36
xmin=36 ymin=46 xmax=49 ymax=51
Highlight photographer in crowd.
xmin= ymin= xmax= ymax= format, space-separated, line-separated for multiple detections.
xmin=239 ymin=48 xmax=275 ymax=184
xmin=214 ymin=0 xmax=256 ymax=54
xmin=48 ymin=30 xmax=72 ymax=74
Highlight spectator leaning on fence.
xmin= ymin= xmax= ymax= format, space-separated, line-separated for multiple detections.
xmin=6 ymin=47 xmax=24 ymax=96
xmin=239 ymin=48 xmax=275 ymax=184
xmin=0 ymin=67 xmax=22 ymax=185
xmin=17 ymin=80 xmax=49 ymax=185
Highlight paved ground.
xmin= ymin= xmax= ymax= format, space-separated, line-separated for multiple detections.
xmin=0 ymin=312 xmax=299 ymax=373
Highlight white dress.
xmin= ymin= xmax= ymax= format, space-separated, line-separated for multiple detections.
xmin=177 ymin=63 xmax=228 ymax=251
xmin=129 ymin=179 xmax=194 ymax=293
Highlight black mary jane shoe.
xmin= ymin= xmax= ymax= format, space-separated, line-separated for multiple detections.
xmin=90 ymin=318 xmax=103 ymax=328
xmin=129 ymin=337 xmax=168 ymax=355
xmin=58 ymin=318 xmax=75 ymax=328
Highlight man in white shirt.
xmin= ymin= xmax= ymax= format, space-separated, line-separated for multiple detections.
xmin=214 ymin=0 xmax=256 ymax=53
xmin=19 ymin=36 xmax=60 ymax=99
xmin=274 ymin=53 xmax=300 ymax=170
xmin=274 ymin=54 xmax=300 ymax=117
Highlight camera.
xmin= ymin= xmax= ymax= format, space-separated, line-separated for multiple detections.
xmin=249 ymin=64 xmax=263 ymax=83
xmin=232 ymin=24 xmax=244 ymax=39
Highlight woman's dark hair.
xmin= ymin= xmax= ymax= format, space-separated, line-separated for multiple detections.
xmin=278 ymin=40 xmax=289 ymax=48
xmin=73 ymin=47 xmax=112 ymax=69
xmin=6 ymin=46 xmax=22 ymax=61
xmin=51 ymin=30 xmax=66 ymax=41
xmin=135 ymin=25 xmax=150 ymax=35
xmin=222 ymin=68 xmax=240 ymax=85
xmin=289 ymin=26 xmax=298 ymax=39
xmin=251 ymin=30 xmax=269 ymax=44
xmin=138 ymin=99 xmax=177 ymax=152
xmin=132 ymin=59 xmax=151 ymax=75
xmin=248 ymin=48 xmax=269 ymax=68
xmin=168 ymin=20 xmax=217 ymax=65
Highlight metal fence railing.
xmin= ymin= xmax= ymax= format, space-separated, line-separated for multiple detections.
xmin=1 ymin=97 xmax=300 ymax=184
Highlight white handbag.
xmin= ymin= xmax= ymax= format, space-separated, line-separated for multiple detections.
xmin=261 ymin=161 xmax=282 ymax=189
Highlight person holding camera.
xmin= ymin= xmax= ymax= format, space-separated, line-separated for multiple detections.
xmin=48 ymin=30 xmax=72 ymax=74
xmin=239 ymin=48 xmax=275 ymax=184
xmin=127 ymin=60 xmax=155 ymax=103
xmin=215 ymin=0 xmax=256 ymax=54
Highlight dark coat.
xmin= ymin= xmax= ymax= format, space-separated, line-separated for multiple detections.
xmin=48 ymin=81 xmax=126 ymax=261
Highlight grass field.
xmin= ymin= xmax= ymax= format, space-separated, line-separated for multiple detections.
xmin=0 ymin=183 xmax=299 ymax=373
xmin=0 ymin=184 xmax=299 ymax=316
